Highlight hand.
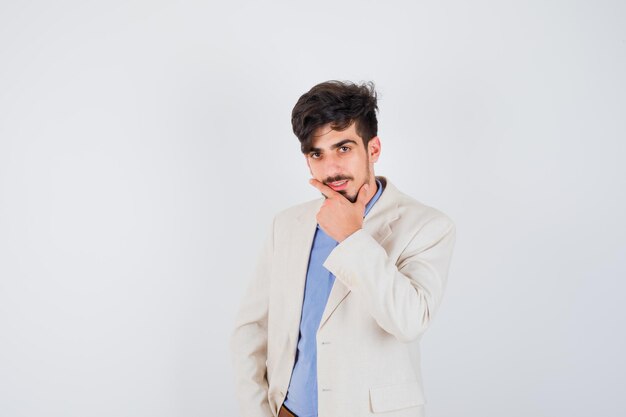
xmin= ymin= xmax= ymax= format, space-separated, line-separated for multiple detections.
xmin=309 ymin=179 xmax=370 ymax=242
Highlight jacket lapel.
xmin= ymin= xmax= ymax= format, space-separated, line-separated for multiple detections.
xmin=283 ymin=200 xmax=322 ymax=343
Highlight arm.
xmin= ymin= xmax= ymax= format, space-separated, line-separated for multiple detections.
xmin=230 ymin=220 xmax=274 ymax=417
xmin=323 ymin=215 xmax=456 ymax=342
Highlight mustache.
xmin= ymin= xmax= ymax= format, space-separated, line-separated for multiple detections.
xmin=323 ymin=175 xmax=354 ymax=185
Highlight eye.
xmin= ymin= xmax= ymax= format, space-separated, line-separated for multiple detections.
xmin=339 ymin=146 xmax=351 ymax=153
xmin=309 ymin=152 xmax=321 ymax=159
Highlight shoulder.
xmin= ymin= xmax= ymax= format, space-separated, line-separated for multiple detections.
xmin=380 ymin=177 xmax=455 ymax=234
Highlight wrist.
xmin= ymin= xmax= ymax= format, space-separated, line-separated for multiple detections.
xmin=338 ymin=226 xmax=362 ymax=243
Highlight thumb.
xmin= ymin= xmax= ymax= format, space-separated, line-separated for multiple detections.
xmin=356 ymin=183 xmax=370 ymax=206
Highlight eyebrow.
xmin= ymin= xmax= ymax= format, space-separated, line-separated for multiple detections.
xmin=309 ymin=139 xmax=358 ymax=153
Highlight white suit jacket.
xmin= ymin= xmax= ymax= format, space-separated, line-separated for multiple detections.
xmin=230 ymin=177 xmax=456 ymax=417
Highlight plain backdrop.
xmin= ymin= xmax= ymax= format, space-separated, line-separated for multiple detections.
xmin=1 ymin=1 xmax=625 ymax=416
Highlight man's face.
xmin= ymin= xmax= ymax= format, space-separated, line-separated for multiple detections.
xmin=305 ymin=122 xmax=381 ymax=203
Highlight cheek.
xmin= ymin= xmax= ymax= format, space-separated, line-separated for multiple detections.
xmin=351 ymin=158 xmax=367 ymax=175
xmin=307 ymin=162 xmax=322 ymax=178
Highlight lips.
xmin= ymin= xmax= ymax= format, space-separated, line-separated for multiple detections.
xmin=327 ymin=179 xmax=349 ymax=191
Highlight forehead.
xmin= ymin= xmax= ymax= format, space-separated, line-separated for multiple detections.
xmin=310 ymin=122 xmax=362 ymax=149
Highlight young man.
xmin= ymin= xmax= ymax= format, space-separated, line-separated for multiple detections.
xmin=230 ymin=81 xmax=456 ymax=417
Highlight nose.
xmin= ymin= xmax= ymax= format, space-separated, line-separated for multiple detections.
xmin=321 ymin=152 xmax=343 ymax=175
xmin=323 ymin=153 xmax=343 ymax=178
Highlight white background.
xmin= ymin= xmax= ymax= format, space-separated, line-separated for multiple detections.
xmin=1 ymin=1 xmax=624 ymax=416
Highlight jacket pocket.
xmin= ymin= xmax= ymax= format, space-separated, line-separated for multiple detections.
xmin=369 ymin=381 xmax=425 ymax=413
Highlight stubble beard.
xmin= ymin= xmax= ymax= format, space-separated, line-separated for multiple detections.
xmin=340 ymin=158 xmax=372 ymax=203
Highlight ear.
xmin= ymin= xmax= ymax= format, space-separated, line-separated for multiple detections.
xmin=368 ymin=136 xmax=381 ymax=163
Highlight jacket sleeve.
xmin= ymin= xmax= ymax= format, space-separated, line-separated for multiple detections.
xmin=323 ymin=214 xmax=456 ymax=343
xmin=230 ymin=219 xmax=275 ymax=417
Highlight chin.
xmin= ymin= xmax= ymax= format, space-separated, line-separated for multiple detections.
xmin=339 ymin=190 xmax=358 ymax=203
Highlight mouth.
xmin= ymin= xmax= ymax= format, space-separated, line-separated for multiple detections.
xmin=327 ymin=179 xmax=349 ymax=191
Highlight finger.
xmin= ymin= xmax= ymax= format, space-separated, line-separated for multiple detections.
xmin=356 ymin=183 xmax=370 ymax=206
xmin=309 ymin=178 xmax=341 ymax=199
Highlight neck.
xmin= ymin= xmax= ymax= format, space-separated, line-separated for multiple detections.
xmin=363 ymin=175 xmax=379 ymax=206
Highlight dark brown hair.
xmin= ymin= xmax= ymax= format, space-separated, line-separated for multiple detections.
xmin=291 ymin=80 xmax=378 ymax=153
